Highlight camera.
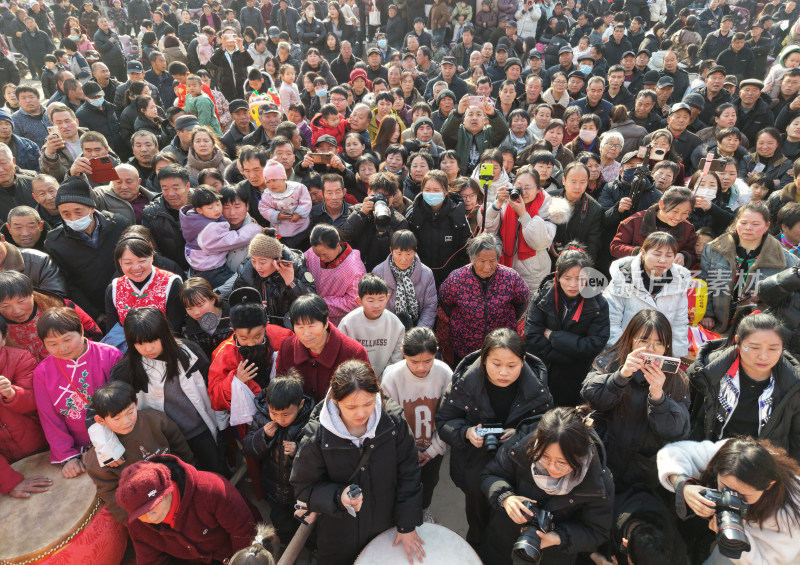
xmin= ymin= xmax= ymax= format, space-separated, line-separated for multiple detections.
xmin=512 ymin=500 xmax=554 ymax=564
xmin=370 ymin=193 xmax=391 ymax=229
xmin=700 ymin=488 xmax=751 ymax=559
xmin=476 ymin=423 xmax=504 ymax=452
xmin=508 ymin=187 xmax=523 ymax=202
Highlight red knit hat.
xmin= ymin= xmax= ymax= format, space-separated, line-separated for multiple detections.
xmin=349 ymin=68 xmax=372 ymax=90
xmin=116 ymin=460 xmax=173 ymax=523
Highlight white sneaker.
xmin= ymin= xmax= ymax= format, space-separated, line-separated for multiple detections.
xmin=422 ymin=508 xmax=439 ymax=524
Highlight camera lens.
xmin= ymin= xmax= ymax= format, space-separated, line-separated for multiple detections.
xmin=512 ymin=528 xmax=543 ymax=564
xmin=484 ymin=433 xmax=499 ymax=452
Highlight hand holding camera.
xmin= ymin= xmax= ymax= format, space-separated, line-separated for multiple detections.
xmin=512 ymin=500 xmax=556 ymax=564
xmin=342 ymin=484 xmax=363 ymax=517
xmin=501 ymin=495 xmax=538 ymax=525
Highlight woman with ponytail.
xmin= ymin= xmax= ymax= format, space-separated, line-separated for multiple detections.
xmin=525 ymin=244 xmax=610 ymax=407
xmin=582 ymin=309 xmax=690 ymax=490
xmin=658 ymin=437 xmax=800 ymax=564
xmin=480 ymin=406 xmax=614 ymax=565
xmin=686 ymin=307 xmax=800 ymax=460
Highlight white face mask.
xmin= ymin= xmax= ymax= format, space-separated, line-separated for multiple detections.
xmin=694 ymin=187 xmax=717 ymax=201
xmin=578 ymin=128 xmax=597 ymax=144
xmin=65 ymin=213 xmax=93 ymax=232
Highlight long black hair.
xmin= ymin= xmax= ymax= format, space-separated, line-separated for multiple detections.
xmin=122 ymin=307 xmax=190 ymax=392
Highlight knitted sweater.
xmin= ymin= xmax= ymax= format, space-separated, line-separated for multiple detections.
xmin=337 ymin=307 xmax=405 ymax=378
xmin=381 ymin=359 xmax=451 ymax=457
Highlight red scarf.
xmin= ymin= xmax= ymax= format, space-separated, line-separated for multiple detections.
xmin=500 ymin=190 xmax=544 ymax=267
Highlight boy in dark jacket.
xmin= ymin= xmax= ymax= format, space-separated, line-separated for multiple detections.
xmin=243 ymin=371 xmax=314 ymax=544
xmin=85 ymin=381 xmax=195 ymax=522
xmin=41 ymin=55 xmax=59 ymax=100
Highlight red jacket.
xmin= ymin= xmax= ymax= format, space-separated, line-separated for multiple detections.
xmin=207 ymin=325 xmax=295 ymax=411
xmin=275 ymin=322 xmax=369 ymax=402
xmin=310 ymin=112 xmax=347 ymax=152
xmin=125 ymin=454 xmax=256 ymax=565
xmin=610 ymin=204 xmax=698 ymax=267
xmin=0 ymin=346 xmax=48 ymax=494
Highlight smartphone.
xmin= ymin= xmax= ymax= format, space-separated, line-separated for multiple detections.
xmin=47 ymin=125 xmax=60 ymax=138
xmin=639 ymin=353 xmax=682 ymax=374
xmin=752 ymin=162 xmax=766 ymax=174
xmin=636 ymin=145 xmax=648 ymax=160
xmin=708 ymin=159 xmax=726 ymax=173
xmin=88 ymin=157 xmax=119 ymax=184
xmin=650 ymin=147 xmax=666 ymax=161
xmin=479 ymin=162 xmax=494 ymax=179
xmin=467 ymin=95 xmax=485 ymax=107
xmin=310 ymin=152 xmax=332 ymax=164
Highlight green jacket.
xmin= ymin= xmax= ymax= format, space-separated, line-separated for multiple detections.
xmin=185 ymin=93 xmax=222 ymax=137
xmin=442 ymin=109 xmax=509 ymax=175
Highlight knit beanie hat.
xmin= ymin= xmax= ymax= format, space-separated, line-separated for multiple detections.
xmin=0 ymin=109 xmax=12 ymax=129
xmin=249 ymin=233 xmax=283 ymax=260
xmin=263 ymin=159 xmax=287 ymax=182
xmin=413 ymin=117 xmax=434 ymax=136
xmin=55 ymin=177 xmax=95 ymax=208
xmin=116 ymin=459 xmax=173 ymax=523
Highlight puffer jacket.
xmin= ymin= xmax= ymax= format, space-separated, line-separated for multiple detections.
xmin=442 ymin=109 xmax=509 ymax=175
xmin=515 ymin=3 xmax=541 ymax=38
xmin=482 ymin=192 xmax=570 ymax=292
xmin=525 ymin=274 xmax=609 ymax=407
xmin=243 ymin=391 xmax=314 ymax=504
xmin=545 ymin=191 xmax=604 ymax=262
xmin=699 ymin=233 xmax=799 ymax=332
xmin=605 ymin=255 xmax=691 ymax=356
xmin=290 ymin=395 xmax=423 ymax=565
xmin=340 ymin=203 xmax=409 ymax=272
xmin=296 ymin=16 xmax=325 ymax=52
xmin=0 ymin=243 xmax=67 ymax=296
xmin=480 ymin=427 xmax=613 ymax=565
xmin=439 ymin=264 xmax=530 ymax=358
xmin=436 ymin=351 xmax=553 ymax=495
xmin=581 ymin=350 xmax=690 ymax=489
xmin=404 ymin=193 xmax=472 ymax=288
xmin=75 ymin=100 xmax=123 ymax=156
xmin=475 ymin=7 xmax=497 ymax=31
xmin=740 ymin=151 xmax=792 ymax=193
xmin=232 ymin=246 xmax=316 ymax=327
xmin=686 ymin=339 xmax=800 ymax=460
xmin=610 ymin=204 xmax=698 ymax=267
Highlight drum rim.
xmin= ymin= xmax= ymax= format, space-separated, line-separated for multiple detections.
xmin=0 ymin=495 xmax=102 ymax=565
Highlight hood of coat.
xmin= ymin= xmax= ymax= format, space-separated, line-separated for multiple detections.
xmin=707 ymin=232 xmax=789 ymax=270
xmin=609 ymin=254 xmax=691 ymax=297
xmin=179 ymin=205 xmax=222 ymax=243
xmin=545 ymin=195 xmax=573 ymax=225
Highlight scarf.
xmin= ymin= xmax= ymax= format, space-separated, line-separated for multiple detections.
xmin=322 ymin=242 xmax=353 ymax=269
xmin=500 ymin=190 xmax=545 ymax=267
xmin=389 ymin=254 xmax=419 ymax=323
xmin=236 ymin=336 xmax=273 ymax=388
xmin=531 ymin=448 xmax=593 ymax=496
xmin=716 ymin=355 xmax=775 ymax=436
xmin=542 ymin=88 xmax=570 ymax=109
xmin=780 ymin=234 xmax=800 ymax=257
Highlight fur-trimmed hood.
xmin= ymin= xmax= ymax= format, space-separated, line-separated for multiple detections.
xmin=544 ymin=195 xmax=573 ymax=226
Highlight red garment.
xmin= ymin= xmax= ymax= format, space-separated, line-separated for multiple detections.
xmin=275 ymin=322 xmax=370 ymax=402
xmin=112 ymin=268 xmax=181 ymax=324
xmin=126 ymin=455 xmax=255 ymax=565
xmin=6 ymin=295 xmax=102 ymax=362
xmin=175 ymin=84 xmax=220 ymax=121
xmin=207 ymin=325 xmax=294 ymax=411
xmin=610 ymin=204 xmax=698 ymax=266
xmin=0 ymin=346 xmax=47 ymax=494
xmin=500 ymin=190 xmax=545 ymax=267
xmin=309 ymin=112 xmax=347 ymax=151
xmin=161 ymin=482 xmax=181 ymax=527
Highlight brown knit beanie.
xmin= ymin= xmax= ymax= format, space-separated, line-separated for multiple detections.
xmin=249 ymin=233 xmax=282 ymax=259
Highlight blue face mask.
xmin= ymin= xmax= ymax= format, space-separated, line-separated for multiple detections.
xmin=65 ymin=213 xmax=93 ymax=232
xmin=580 ymin=65 xmax=592 ymax=75
xmin=378 ymin=39 xmax=387 ymax=49
xmin=622 ymin=167 xmax=636 ymax=183
xmin=316 ymin=88 xmax=327 ymax=97
xmin=416 ymin=137 xmax=430 ymax=145
xmin=423 ymin=192 xmax=445 ymax=206
xmin=88 ymin=95 xmax=104 ymax=107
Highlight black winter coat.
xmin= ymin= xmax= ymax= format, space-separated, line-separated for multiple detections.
xmin=581 ymin=351 xmax=690 ymax=489
xmin=687 ymin=339 xmax=800 ymax=460
xmin=296 ymin=17 xmax=325 ymax=52
xmin=209 ymin=48 xmax=253 ymax=103
xmin=436 ymin=352 xmax=554 ymax=495
xmin=180 ymin=301 xmax=232 ymax=360
xmin=546 ymin=191 xmax=604 ymax=262
xmin=290 ymin=397 xmax=423 ymax=565
xmin=75 ymin=101 xmax=123 ymax=156
xmin=232 ymin=246 xmax=316 ymax=327
xmin=340 ymin=203 xmax=409 ymax=272
xmin=142 ymin=195 xmax=188 ymax=271
xmin=0 ymin=52 xmax=20 ymax=99
xmin=0 ymin=171 xmax=36 ymax=222
xmin=525 ymin=275 xmax=609 ymax=407
xmin=480 ymin=428 xmax=614 ymax=565
xmin=405 ymin=193 xmax=471 ymax=288
xmin=244 ymin=391 xmax=314 ymax=504
xmin=43 ymin=211 xmax=130 ymax=323
xmin=758 ymin=265 xmax=800 ymax=360
xmin=93 ymin=28 xmax=125 ymax=70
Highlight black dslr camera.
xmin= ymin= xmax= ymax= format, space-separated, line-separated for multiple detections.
xmin=370 ymin=193 xmax=391 ymax=229
xmin=700 ymin=488 xmax=751 ymax=559
xmin=476 ymin=423 xmax=504 ymax=452
xmin=512 ymin=500 xmax=555 ymax=564
xmin=508 ymin=187 xmax=523 ymax=202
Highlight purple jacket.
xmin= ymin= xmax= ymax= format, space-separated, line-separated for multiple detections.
xmin=497 ymin=0 xmax=519 ymax=22
xmin=439 ymin=264 xmax=529 ymax=357
xmin=373 ymin=253 xmax=438 ymax=329
xmin=179 ymin=206 xmax=262 ymax=271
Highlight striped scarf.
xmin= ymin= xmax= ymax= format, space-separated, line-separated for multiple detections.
xmin=717 ymin=356 xmax=775 ymax=436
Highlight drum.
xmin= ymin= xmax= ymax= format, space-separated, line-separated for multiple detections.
xmin=0 ymin=452 xmax=127 ymax=565
xmin=354 ymin=523 xmax=482 ymax=565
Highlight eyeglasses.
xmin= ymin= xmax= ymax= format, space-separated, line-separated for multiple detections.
xmin=606 ymin=143 xmax=622 ymax=149
xmin=633 ymin=338 xmax=665 ymax=349
xmin=553 ymin=79 xmax=567 ymax=85
xmin=539 ymin=454 xmax=571 ymax=472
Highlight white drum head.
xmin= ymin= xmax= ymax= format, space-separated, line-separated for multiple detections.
xmin=354 ymin=523 xmax=482 ymax=565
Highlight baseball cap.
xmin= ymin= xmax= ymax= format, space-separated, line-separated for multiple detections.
xmin=258 ymin=102 xmax=280 ymax=114
xmin=496 ymin=44 xmax=509 ymax=53
xmin=637 ymin=48 xmax=651 ymax=57
xmin=316 ymin=134 xmax=338 ymax=148
xmin=81 ymin=81 xmax=103 ymax=98
xmin=268 ymin=26 xmax=280 ymax=38
xmin=441 ymin=56 xmax=457 ymax=66
xmin=724 ymin=75 xmax=738 ymax=87
xmin=657 ymin=76 xmax=675 ymax=88
xmin=620 ymin=151 xmax=641 ymax=165
xmin=229 ymin=99 xmax=249 ymax=113
xmin=174 ymin=115 xmax=198 ymax=131
xmin=706 ymin=65 xmax=726 ymax=77
xmin=127 ymin=60 xmax=144 ymax=73
xmin=367 ymin=47 xmax=381 ymax=56
xmin=528 ymin=49 xmax=542 ymax=59
xmin=506 ymin=20 xmax=517 ymax=28
xmin=683 ymin=93 xmax=705 ymax=111
xmin=643 ymin=69 xmax=660 ymax=84
xmin=621 ymin=50 xmax=635 ymax=58
xmin=669 ymin=102 xmax=691 ymax=115
xmin=116 ymin=460 xmax=174 ymax=523
xmin=558 ymin=45 xmax=573 ymax=55
xmin=568 ymin=70 xmax=586 ymax=81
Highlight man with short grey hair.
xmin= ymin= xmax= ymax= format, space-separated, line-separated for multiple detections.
xmin=92 ymin=164 xmax=156 ymax=225
xmin=0 ymin=142 xmax=36 ymax=221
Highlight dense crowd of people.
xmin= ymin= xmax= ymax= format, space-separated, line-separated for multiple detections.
xmin=2 ymin=0 xmax=800 ymax=564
